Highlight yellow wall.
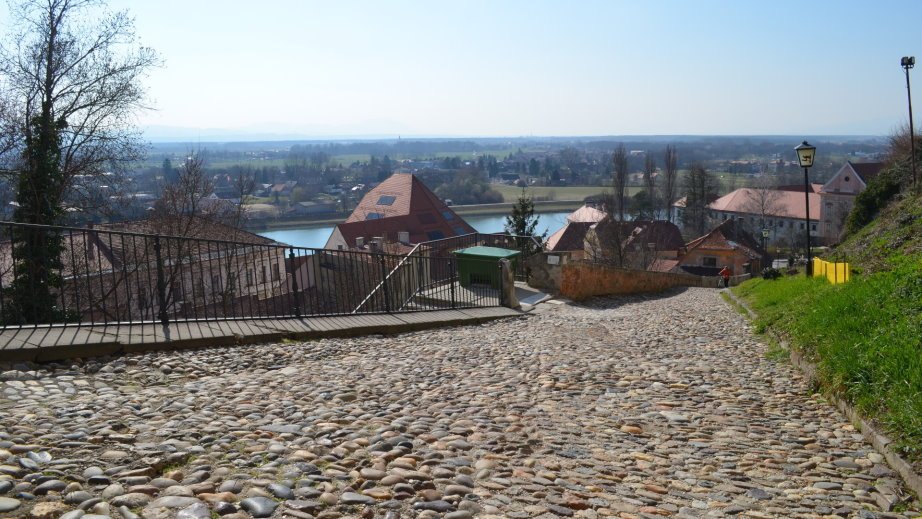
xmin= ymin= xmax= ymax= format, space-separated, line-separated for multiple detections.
xmin=812 ymin=258 xmax=850 ymax=284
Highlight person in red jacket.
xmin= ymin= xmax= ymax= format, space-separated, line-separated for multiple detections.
xmin=719 ymin=266 xmax=731 ymax=288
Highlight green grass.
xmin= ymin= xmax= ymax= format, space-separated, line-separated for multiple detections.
xmin=733 ymin=263 xmax=922 ymax=460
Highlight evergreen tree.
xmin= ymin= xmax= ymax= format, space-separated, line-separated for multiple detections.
xmin=504 ymin=188 xmax=547 ymax=255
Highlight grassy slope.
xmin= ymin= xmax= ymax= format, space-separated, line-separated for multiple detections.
xmin=733 ymin=189 xmax=922 ymax=463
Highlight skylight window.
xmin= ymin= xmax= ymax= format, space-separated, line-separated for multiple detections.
xmin=442 ymin=210 xmax=455 ymax=220
xmin=377 ymin=195 xmax=396 ymax=206
xmin=366 ymin=212 xmax=383 ymax=220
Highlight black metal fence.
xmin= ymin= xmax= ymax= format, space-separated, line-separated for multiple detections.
xmin=0 ymin=221 xmax=507 ymax=328
xmin=417 ymin=232 xmax=544 ymax=281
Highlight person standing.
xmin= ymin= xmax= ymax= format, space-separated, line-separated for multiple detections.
xmin=719 ymin=266 xmax=731 ymax=288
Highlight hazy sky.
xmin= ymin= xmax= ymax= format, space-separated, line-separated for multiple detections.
xmin=8 ymin=1 xmax=922 ymax=138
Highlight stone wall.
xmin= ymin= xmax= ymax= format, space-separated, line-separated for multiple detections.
xmin=526 ymin=252 xmax=571 ymax=291
xmin=559 ymin=262 xmax=710 ymax=301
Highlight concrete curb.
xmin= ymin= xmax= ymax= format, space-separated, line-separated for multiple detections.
xmin=723 ymin=288 xmax=922 ymax=501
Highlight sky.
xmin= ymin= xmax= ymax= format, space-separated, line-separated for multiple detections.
xmin=5 ymin=0 xmax=922 ymax=139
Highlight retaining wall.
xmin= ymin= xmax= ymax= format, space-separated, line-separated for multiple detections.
xmin=559 ymin=262 xmax=710 ymax=301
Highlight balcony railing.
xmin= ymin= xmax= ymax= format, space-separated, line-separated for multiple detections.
xmin=0 ymin=221 xmax=504 ymax=328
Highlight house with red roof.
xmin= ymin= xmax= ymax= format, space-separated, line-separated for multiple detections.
xmin=583 ymin=218 xmax=686 ymax=269
xmin=545 ymin=204 xmax=607 ymax=258
xmin=818 ymin=161 xmax=884 ymax=242
xmin=324 ymin=173 xmax=475 ymax=250
xmin=676 ymin=218 xmax=769 ymax=278
xmin=673 ymin=161 xmax=885 ymax=247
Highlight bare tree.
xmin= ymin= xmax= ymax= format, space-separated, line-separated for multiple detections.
xmin=642 ymin=151 xmax=657 ymax=216
xmin=612 ymin=144 xmax=628 ymax=221
xmin=742 ymin=175 xmax=786 ymax=238
xmin=661 ymin=144 xmax=678 ymax=221
xmin=681 ymin=162 xmax=718 ymax=237
xmin=0 ymin=0 xmax=158 ymax=324
xmin=0 ymin=0 xmax=159 ymax=216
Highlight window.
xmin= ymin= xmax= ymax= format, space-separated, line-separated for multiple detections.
xmin=366 ymin=212 xmax=383 ymax=220
xmin=844 ymin=176 xmax=850 ymax=182
xmin=453 ymin=226 xmax=468 ymax=236
xmin=427 ymin=230 xmax=445 ymax=240
xmin=246 ymin=269 xmax=253 ymax=286
xmin=272 ymin=263 xmax=280 ymax=281
xmin=702 ymin=257 xmax=718 ymax=267
xmin=442 ymin=210 xmax=455 ymax=220
xmin=260 ymin=265 xmax=267 ymax=284
xmin=417 ymin=212 xmax=436 ymax=224
xmin=811 ymin=224 xmax=817 ymax=231
xmin=799 ymin=223 xmax=805 ymax=230
xmin=376 ymin=195 xmax=396 ymax=206
xmin=212 ymin=275 xmax=222 ymax=292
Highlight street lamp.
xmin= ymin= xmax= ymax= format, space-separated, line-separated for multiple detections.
xmin=794 ymin=141 xmax=816 ymax=276
xmin=902 ymin=56 xmax=916 ymax=190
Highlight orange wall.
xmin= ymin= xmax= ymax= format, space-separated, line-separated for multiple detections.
xmin=560 ymin=262 xmax=707 ymax=301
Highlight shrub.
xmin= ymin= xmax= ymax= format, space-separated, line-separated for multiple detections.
xmin=845 ymin=165 xmax=907 ymax=235
xmin=761 ymin=267 xmax=782 ymax=280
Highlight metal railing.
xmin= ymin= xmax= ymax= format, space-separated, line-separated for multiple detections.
xmin=417 ymin=232 xmax=544 ymax=280
xmin=0 ymin=221 xmax=502 ymax=328
xmin=351 ymin=232 xmax=543 ymax=313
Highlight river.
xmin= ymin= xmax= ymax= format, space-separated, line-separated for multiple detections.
xmin=258 ymin=211 xmax=572 ymax=249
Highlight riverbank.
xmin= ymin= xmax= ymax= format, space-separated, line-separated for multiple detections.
xmin=244 ymin=200 xmax=582 ymax=232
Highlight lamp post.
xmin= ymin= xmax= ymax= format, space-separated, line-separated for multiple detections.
xmin=794 ymin=141 xmax=816 ymax=276
xmin=902 ymin=56 xmax=916 ymax=190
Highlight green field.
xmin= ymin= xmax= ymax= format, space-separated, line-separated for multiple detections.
xmin=493 ymin=185 xmax=643 ymax=202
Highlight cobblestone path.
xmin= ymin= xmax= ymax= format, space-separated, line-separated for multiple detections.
xmin=0 ymin=287 xmax=919 ymax=519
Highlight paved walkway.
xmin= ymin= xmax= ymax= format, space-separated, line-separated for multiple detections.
xmin=0 ymin=287 xmax=918 ymax=519
xmin=0 ymin=306 xmax=522 ymax=363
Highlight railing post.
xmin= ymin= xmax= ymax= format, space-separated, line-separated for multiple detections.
xmin=289 ymin=247 xmax=301 ymax=318
xmin=379 ymin=255 xmax=391 ymax=313
xmin=449 ymin=258 xmax=457 ymax=309
xmin=498 ymin=261 xmax=505 ymax=307
xmin=153 ymin=236 xmax=169 ymax=327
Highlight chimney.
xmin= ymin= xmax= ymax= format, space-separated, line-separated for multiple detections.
xmin=356 ymin=237 xmax=365 ymax=249
xmin=398 ymin=231 xmax=410 ymax=244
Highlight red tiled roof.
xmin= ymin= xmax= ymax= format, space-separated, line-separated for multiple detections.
xmin=345 ymin=173 xmax=464 ymax=223
xmin=328 ymin=173 xmax=475 ymax=249
xmin=97 ymin=217 xmax=274 ymax=245
xmin=332 ymin=215 xmax=473 ymax=249
xmin=684 ymin=219 xmax=767 ymax=260
xmin=546 ymin=222 xmax=595 ymax=252
xmin=848 ymin=161 xmax=885 ymax=183
xmin=708 ymin=187 xmax=820 ymax=221
xmin=648 ymin=258 xmax=680 ymax=273
xmin=592 ymin=219 xmax=686 ymax=252
xmin=566 ymin=205 xmax=607 ymax=223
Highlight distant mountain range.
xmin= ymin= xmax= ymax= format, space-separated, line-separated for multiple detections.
xmin=142 ymin=125 xmax=886 ymax=145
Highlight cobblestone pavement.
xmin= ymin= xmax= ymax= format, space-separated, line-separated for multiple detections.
xmin=1 ymin=287 xmax=919 ymax=519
